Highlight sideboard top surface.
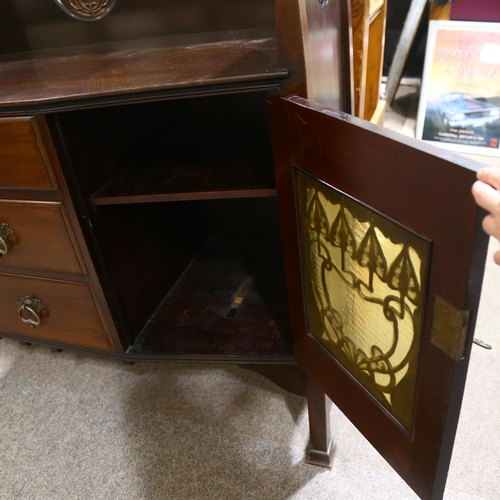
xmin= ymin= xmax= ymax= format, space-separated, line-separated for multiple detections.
xmin=0 ymin=28 xmax=288 ymax=114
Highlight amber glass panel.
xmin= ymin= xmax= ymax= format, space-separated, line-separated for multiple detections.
xmin=296 ymin=170 xmax=429 ymax=431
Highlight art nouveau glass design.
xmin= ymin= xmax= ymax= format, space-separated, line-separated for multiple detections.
xmin=296 ymin=170 xmax=429 ymax=431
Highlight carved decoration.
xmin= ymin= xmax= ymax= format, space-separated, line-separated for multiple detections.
xmin=297 ymin=170 xmax=429 ymax=431
xmin=55 ymin=0 xmax=117 ymax=21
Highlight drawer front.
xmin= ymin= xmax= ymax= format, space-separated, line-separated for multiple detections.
xmin=0 ymin=200 xmax=87 ymax=275
xmin=0 ymin=117 xmax=57 ymax=190
xmin=0 ymin=273 xmax=114 ymax=351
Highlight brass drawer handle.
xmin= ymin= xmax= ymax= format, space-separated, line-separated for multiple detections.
xmin=0 ymin=223 xmax=13 ymax=256
xmin=16 ymin=296 xmax=46 ymax=328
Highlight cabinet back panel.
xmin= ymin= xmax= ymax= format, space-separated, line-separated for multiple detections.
xmin=204 ymin=198 xmax=282 ymax=241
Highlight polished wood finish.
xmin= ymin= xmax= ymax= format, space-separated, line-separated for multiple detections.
xmin=0 ymin=273 xmax=114 ymax=351
xmin=0 ymin=29 xmax=286 ymax=114
xmin=0 ymin=118 xmax=57 ymax=190
xmin=268 ymin=92 xmax=488 ymax=499
xmin=0 ymin=200 xmax=86 ymax=275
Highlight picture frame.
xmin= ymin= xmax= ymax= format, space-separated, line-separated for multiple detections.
xmin=416 ymin=21 xmax=500 ymax=158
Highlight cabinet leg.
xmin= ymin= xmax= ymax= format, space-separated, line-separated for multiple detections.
xmin=19 ymin=341 xmax=32 ymax=346
xmin=306 ymin=375 xmax=334 ymax=468
xmin=123 ymin=360 xmax=135 ymax=366
xmin=50 ymin=347 xmax=63 ymax=353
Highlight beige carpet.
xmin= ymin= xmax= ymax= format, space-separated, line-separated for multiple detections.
xmin=0 ymin=237 xmax=499 ymax=500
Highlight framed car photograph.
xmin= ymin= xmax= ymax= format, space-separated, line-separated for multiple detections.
xmin=416 ymin=21 xmax=500 ymax=158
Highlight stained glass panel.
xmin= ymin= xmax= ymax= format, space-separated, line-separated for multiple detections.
xmin=296 ymin=169 xmax=429 ymax=431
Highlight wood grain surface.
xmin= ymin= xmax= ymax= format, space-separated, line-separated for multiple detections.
xmin=0 ymin=29 xmax=287 ymax=112
xmin=0 ymin=200 xmax=86 ymax=275
xmin=0 ymin=273 xmax=114 ymax=351
xmin=0 ymin=118 xmax=56 ymax=190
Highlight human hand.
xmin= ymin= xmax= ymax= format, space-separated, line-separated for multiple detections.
xmin=472 ymin=167 xmax=500 ymax=264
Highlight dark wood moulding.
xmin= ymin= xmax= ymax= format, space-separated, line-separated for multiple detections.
xmin=0 ymin=28 xmax=288 ymax=114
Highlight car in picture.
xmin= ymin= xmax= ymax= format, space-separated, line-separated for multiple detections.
xmin=432 ymin=92 xmax=500 ymax=131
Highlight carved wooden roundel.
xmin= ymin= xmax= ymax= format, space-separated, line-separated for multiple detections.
xmin=55 ymin=0 xmax=117 ymax=21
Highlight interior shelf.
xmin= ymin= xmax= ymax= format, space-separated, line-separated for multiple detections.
xmin=0 ymin=28 xmax=287 ymax=112
xmin=91 ymin=124 xmax=277 ymax=205
xmin=129 ymin=238 xmax=292 ymax=360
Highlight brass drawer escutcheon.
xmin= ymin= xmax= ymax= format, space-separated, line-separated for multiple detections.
xmin=16 ymin=296 xmax=46 ymax=328
xmin=0 ymin=223 xmax=13 ymax=256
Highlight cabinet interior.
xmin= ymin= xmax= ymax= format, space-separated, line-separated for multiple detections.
xmin=54 ymin=91 xmax=292 ymax=360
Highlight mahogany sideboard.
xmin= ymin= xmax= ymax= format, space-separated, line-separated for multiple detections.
xmin=0 ymin=2 xmax=489 ymax=499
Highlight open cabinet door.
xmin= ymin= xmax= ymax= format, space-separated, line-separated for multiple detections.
xmin=267 ymin=92 xmax=489 ymax=500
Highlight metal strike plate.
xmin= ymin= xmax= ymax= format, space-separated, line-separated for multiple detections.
xmin=431 ymin=295 xmax=470 ymax=361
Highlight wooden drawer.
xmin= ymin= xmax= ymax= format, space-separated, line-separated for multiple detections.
xmin=0 ymin=273 xmax=114 ymax=351
xmin=0 ymin=200 xmax=86 ymax=275
xmin=0 ymin=117 xmax=57 ymax=190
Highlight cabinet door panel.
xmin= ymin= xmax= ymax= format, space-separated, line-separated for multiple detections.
xmin=268 ymin=92 xmax=488 ymax=500
xmin=0 ymin=273 xmax=114 ymax=352
xmin=0 ymin=117 xmax=57 ymax=190
xmin=0 ymin=200 xmax=86 ymax=275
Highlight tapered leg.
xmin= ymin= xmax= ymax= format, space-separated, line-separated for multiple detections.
xmin=306 ymin=375 xmax=334 ymax=468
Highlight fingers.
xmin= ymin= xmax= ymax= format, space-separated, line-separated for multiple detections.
xmin=482 ymin=214 xmax=498 ymax=237
xmin=494 ymin=250 xmax=500 ymax=266
xmin=475 ymin=168 xmax=500 ymax=265
xmin=472 ymin=180 xmax=500 ymax=213
xmin=477 ymin=167 xmax=500 ymax=190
